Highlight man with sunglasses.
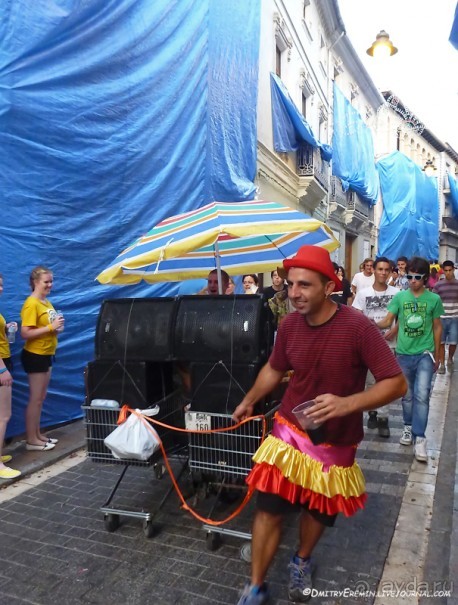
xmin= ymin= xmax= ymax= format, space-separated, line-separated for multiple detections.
xmin=376 ymin=257 xmax=443 ymax=463
xmin=433 ymin=260 xmax=458 ymax=374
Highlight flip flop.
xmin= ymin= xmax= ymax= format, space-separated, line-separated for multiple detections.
xmin=1 ymin=455 xmax=12 ymax=463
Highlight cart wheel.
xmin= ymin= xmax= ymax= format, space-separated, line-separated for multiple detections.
xmin=206 ymin=531 xmax=221 ymax=551
xmin=154 ymin=464 xmax=165 ymax=480
xmin=143 ymin=519 xmax=156 ymax=539
xmin=240 ymin=542 xmax=252 ymax=563
xmin=104 ymin=513 xmax=120 ymax=533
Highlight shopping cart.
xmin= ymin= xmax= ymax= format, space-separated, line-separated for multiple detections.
xmin=185 ymin=401 xmax=279 ymax=554
xmin=82 ymin=389 xmax=188 ymax=537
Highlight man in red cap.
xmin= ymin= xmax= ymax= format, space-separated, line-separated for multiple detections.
xmin=233 ymin=245 xmax=406 ymax=605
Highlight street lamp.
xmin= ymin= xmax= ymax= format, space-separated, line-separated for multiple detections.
xmin=423 ymin=160 xmax=437 ymax=177
xmin=366 ymin=30 xmax=398 ymax=59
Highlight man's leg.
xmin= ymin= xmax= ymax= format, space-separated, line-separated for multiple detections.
xmin=397 ymin=355 xmax=415 ymax=444
xmin=288 ymin=510 xmax=329 ymax=603
xmin=412 ymin=354 xmax=434 ymax=462
xmin=297 ymin=511 xmax=327 ymax=558
xmin=250 ymin=509 xmax=283 ymax=586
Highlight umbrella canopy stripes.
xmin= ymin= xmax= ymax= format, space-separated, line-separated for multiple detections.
xmin=96 ymin=200 xmax=339 ymax=285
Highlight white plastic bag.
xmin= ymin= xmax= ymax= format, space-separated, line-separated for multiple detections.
xmin=104 ymin=410 xmax=161 ymax=461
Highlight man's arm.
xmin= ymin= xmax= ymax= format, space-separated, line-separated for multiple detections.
xmin=232 ymin=362 xmax=285 ymax=421
xmin=301 ymin=373 xmax=407 ymax=426
xmin=432 ymin=317 xmax=442 ymax=371
xmin=376 ymin=311 xmax=396 ymax=330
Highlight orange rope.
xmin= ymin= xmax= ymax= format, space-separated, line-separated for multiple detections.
xmin=120 ymin=405 xmax=265 ymax=526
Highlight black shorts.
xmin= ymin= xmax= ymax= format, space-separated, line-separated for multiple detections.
xmin=256 ymin=491 xmax=337 ymax=528
xmin=21 ymin=349 xmax=53 ymax=374
xmin=2 ymin=357 xmax=13 ymax=372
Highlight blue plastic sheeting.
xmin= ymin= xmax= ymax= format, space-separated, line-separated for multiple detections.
xmin=332 ymin=84 xmax=379 ymax=206
xmin=0 ymin=0 xmax=260 ymax=437
xmin=447 ymin=173 xmax=458 ymax=217
xmin=270 ymin=73 xmax=332 ymax=161
xmin=450 ymin=2 xmax=458 ymax=50
xmin=377 ymin=151 xmax=439 ymax=261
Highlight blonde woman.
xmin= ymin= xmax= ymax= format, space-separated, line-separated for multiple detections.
xmin=0 ymin=273 xmax=20 ymax=478
xmin=20 ymin=266 xmax=64 ymax=451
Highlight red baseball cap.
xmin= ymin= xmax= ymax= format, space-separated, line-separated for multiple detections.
xmin=282 ymin=245 xmax=342 ymax=290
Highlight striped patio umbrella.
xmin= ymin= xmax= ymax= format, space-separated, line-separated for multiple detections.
xmin=96 ymin=200 xmax=339 ymax=286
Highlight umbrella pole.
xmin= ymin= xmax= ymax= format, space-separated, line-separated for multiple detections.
xmin=215 ymin=240 xmax=223 ymax=295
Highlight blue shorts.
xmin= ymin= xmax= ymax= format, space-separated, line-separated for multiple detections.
xmin=441 ymin=317 xmax=458 ymax=345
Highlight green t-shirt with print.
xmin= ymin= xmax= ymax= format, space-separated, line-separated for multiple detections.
xmin=387 ymin=289 xmax=444 ymax=355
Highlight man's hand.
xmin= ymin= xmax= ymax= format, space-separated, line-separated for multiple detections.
xmin=232 ymin=400 xmax=255 ymax=422
xmin=301 ymin=393 xmax=353 ymax=424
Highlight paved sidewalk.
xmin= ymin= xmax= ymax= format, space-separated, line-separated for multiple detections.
xmin=0 ymin=374 xmax=456 ymax=605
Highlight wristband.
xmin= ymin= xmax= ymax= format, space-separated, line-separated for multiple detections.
xmin=0 ymin=367 xmax=7 ymax=375
xmin=48 ymin=324 xmax=54 ymax=332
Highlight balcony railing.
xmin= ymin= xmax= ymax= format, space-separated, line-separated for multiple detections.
xmin=347 ymin=191 xmax=374 ymax=222
xmin=329 ymin=176 xmax=347 ymax=209
xmin=296 ymin=143 xmax=329 ymax=191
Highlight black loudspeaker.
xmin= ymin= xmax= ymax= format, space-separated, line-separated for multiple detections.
xmin=174 ymin=295 xmax=271 ymax=363
xmin=190 ymin=362 xmax=262 ymax=414
xmin=95 ymin=298 xmax=177 ymax=361
xmin=85 ymin=360 xmax=175 ymax=409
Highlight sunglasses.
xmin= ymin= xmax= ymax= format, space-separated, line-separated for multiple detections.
xmin=406 ymin=273 xmax=425 ymax=281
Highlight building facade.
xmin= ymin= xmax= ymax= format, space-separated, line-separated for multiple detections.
xmin=255 ymin=0 xmax=384 ymax=278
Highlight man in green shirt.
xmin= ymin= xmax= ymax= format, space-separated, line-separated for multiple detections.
xmin=377 ymin=257 xmax=443 ymax=463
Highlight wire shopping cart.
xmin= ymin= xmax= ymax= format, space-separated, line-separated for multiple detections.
xmin=82 ymin=389 xmax=188 ymax=537
xmin=185 ymin=401 xmax=279 ymax=554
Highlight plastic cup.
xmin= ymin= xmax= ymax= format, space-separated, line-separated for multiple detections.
xmin=292 ymin=400 xmax=323 ymax=431
xmin=7 ymin=325 xmax=17 ymax=344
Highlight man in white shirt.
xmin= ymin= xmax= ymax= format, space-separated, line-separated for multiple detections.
xmin=352 ymin=257 xmax=398 ymax=437
xmin=351 ymin=258 xmax=375 ymax=296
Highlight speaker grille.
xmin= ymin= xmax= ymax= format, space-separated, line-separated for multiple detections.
xmin=85 ymin=360 xmax=175 ymax=409
xmin=95 ymin=298 xmax=177 ymax=361
xmin=190 ymin=362 xmax=262 ymax=414
xmin=174 ymin=295 xmax=270 ymax=363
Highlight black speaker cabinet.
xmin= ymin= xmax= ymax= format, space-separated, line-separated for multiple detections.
xmin=85 ymin=359 xmax=175 ymax=409
xmin=190 ymin=362 xmax=262 ymax=414
xmin=95 ymin=298 xmax=177 ymax=361
xmin=174 ymin=295 xmax=271 ymax=363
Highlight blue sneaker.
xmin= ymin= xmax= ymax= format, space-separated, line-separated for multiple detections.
xmin=288 ymin=555 xmax=314 ymax=602
xmin=236 ymin=583 xmax=270 ymax=604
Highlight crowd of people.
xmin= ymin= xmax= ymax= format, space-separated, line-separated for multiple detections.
xmin=0 ymin=266 xmax=64 ymax=479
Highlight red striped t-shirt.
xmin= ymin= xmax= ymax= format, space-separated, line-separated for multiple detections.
xmin=269 ymin=304 xmax=402 ymax=445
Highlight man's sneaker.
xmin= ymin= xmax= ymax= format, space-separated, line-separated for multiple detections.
xmin=288 ymin=555 xmax=314 ymax=603
xmin=437 ymin=363 xmax=446 ymax=375
xmin=414 ymin=437 xmax=428 ymax=463
xmin=236 ymin=583 xmax=270 ymax=605
xmin=400 ymin=425 xmax=412 ymax=445
xmin=377 ymin=417 xmax=390 ymax=438
xmin=367 ymin=411 xmax=378 ymax=429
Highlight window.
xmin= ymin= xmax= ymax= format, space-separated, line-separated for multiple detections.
xmin=302 ymin=92 xmax=307 ymax=119
xmin=276 ymin=45 xmax=282 ymax=77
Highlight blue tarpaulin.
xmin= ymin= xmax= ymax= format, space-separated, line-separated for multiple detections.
xmin=270 ymin=73 xmax=332 ymax=161
xmin=447 ymin=172 xmax=458 ymax=217
xmin=377 ymin=151 xmax=439 ymax=260
xmin=0 ymin=0 xmax=260 ymax=437
xmin=332 ymin=84 xmax=379 ymax=206
xmin=450 ymin=2 xmax=458 ymax=50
